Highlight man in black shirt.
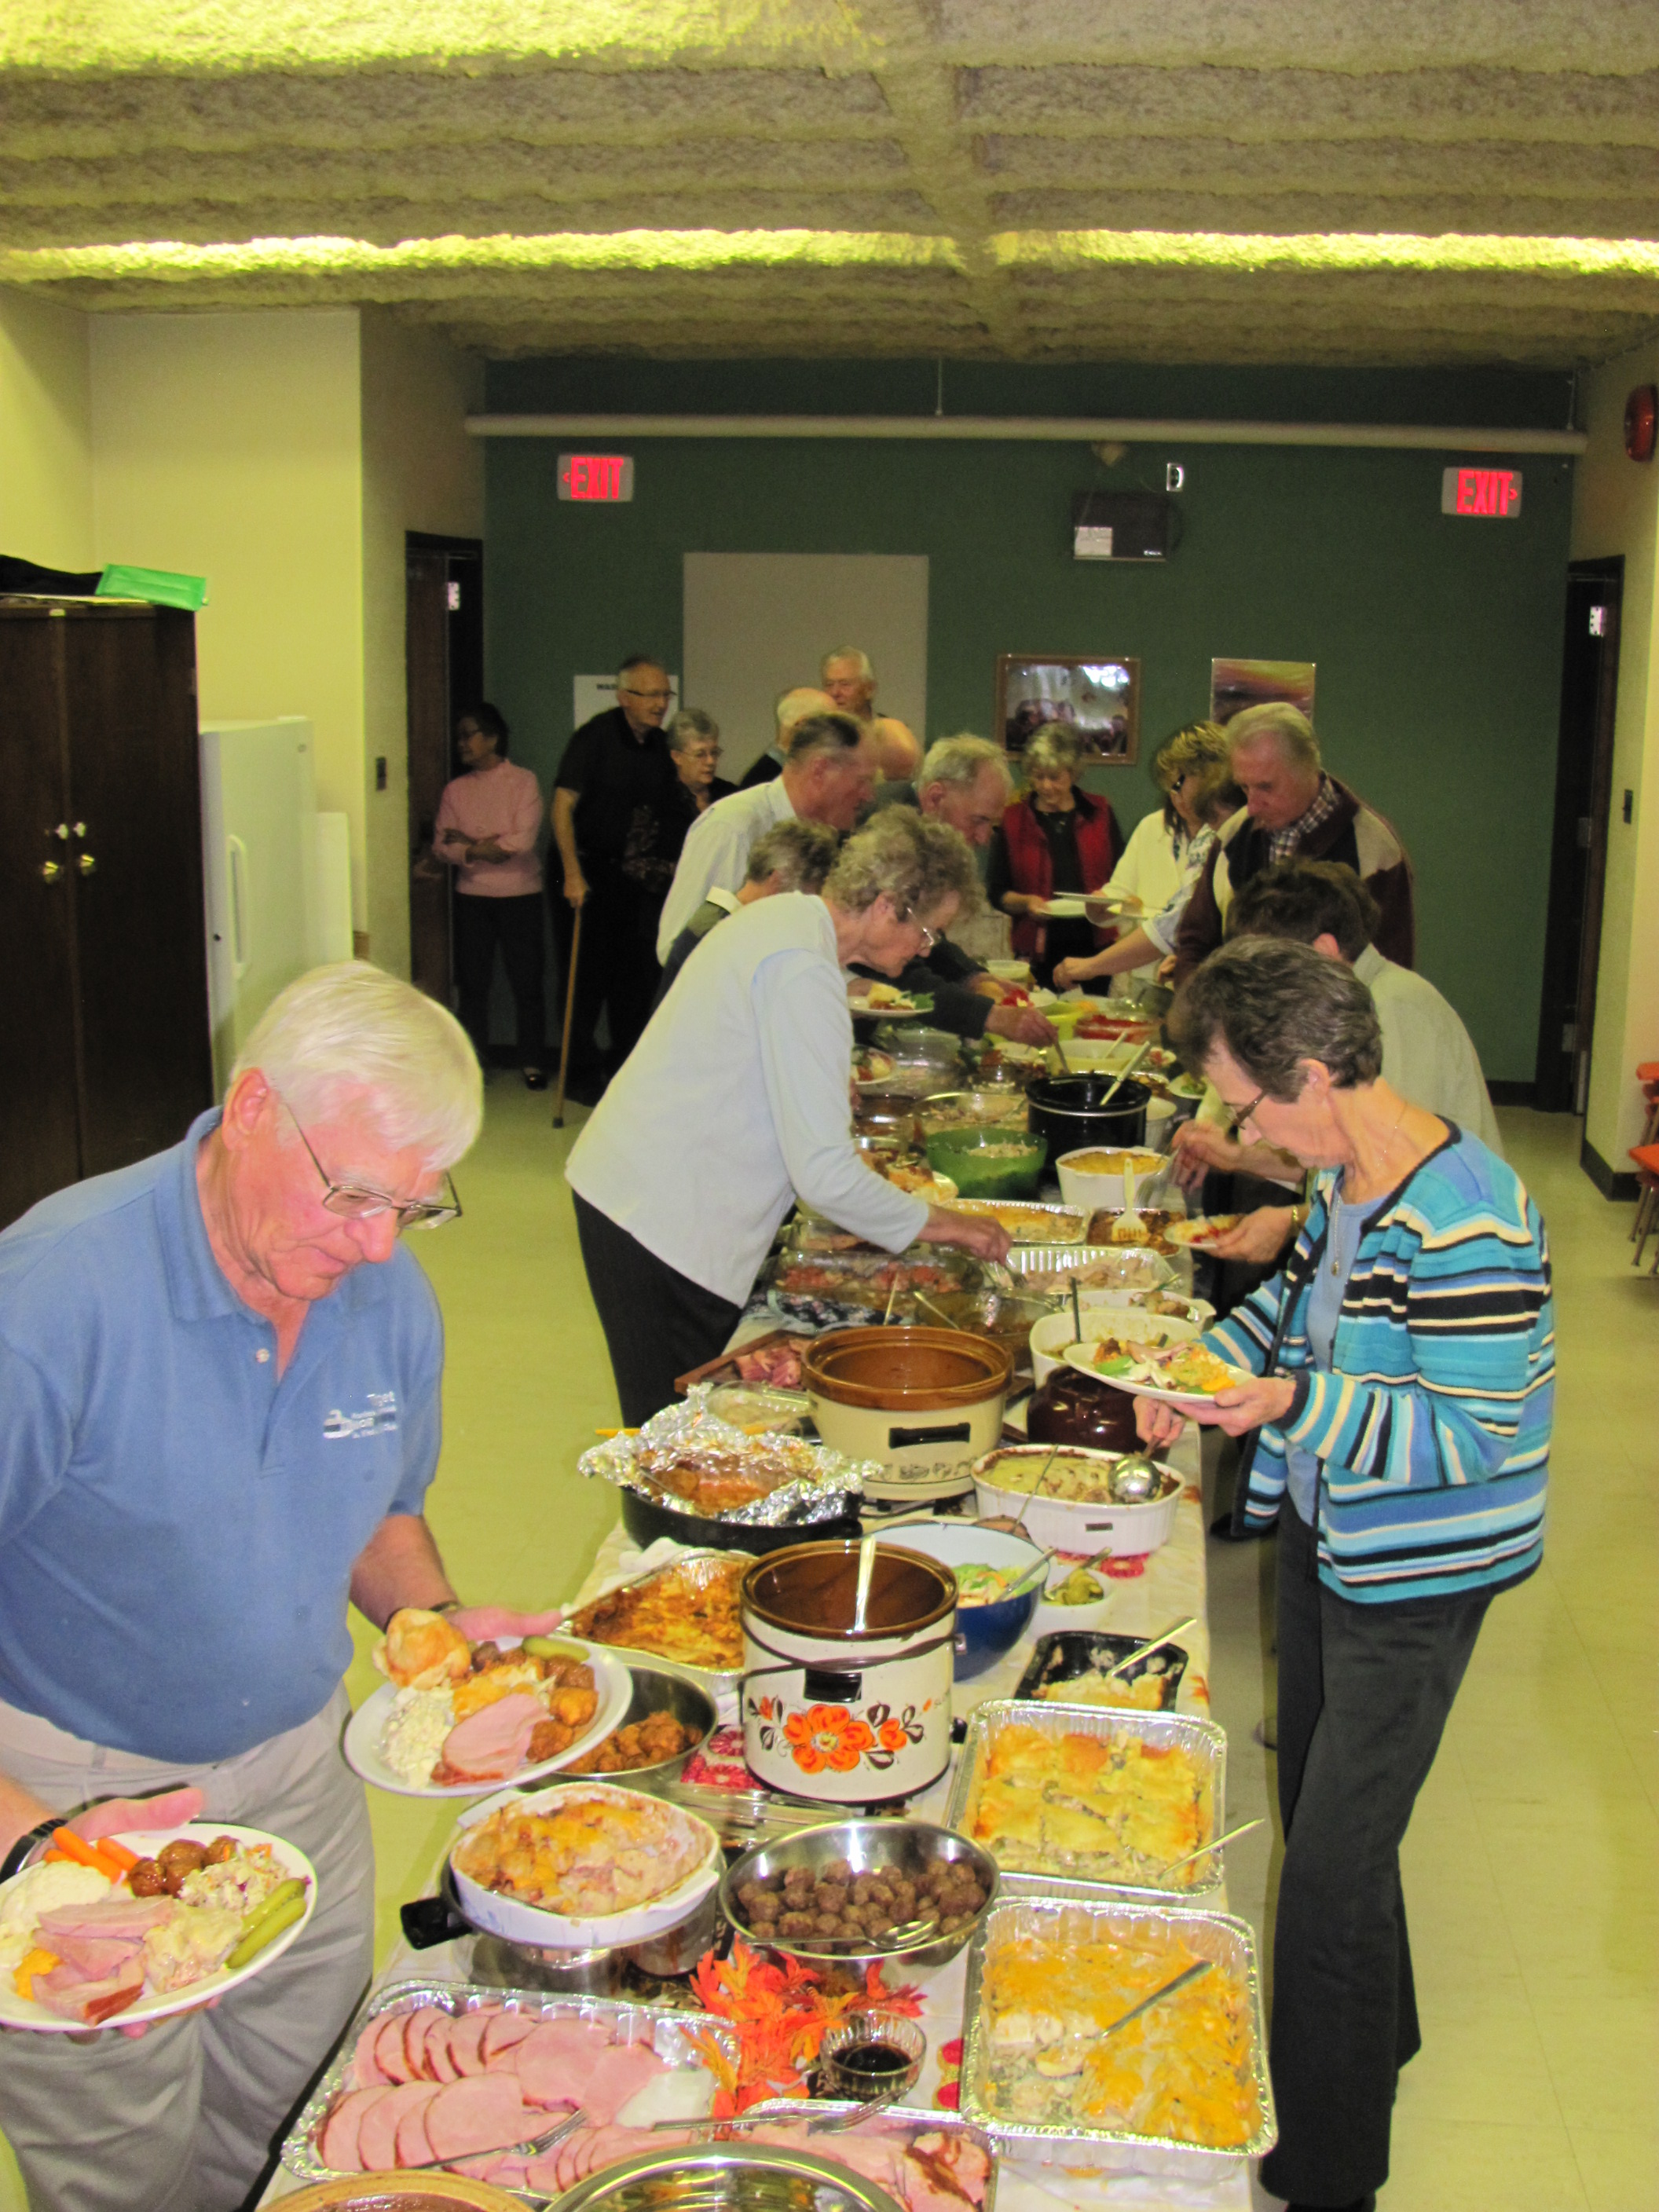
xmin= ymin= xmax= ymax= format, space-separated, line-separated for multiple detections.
xmin=551 ymin=654 xmax=679 ymax=1088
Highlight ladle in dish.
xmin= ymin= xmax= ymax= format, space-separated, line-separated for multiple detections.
xmin=1108 ymin=1452 xmax=1163 ymax=1503
xmin=1097 ymin=1038 xmax=1153 ymax=1108
xmin=1009 ymin=1445 xmax=1062 ymax=1541
xmin=1154 ymin=1817 xmax=1265 ymax=1881
xmin=1098 ymin=1958 xmax=1213 ymax=2038
xmin=403 ymin=2104 xmax=588 ymax=2171
xmin=852 ymin=1529 xmax=879 ymax=1630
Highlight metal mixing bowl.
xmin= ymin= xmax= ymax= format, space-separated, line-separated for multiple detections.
xmin=720 ymin=1818 xmax=998 ymax=1974
xmin=556 ymin=1662 xmax=720 ymax=1793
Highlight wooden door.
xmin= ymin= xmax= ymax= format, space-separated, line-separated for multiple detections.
xmin=64 ymin=604 xmax=213 ymax=1176
xmin=0 ymin=606 xmax=79 ymax=1225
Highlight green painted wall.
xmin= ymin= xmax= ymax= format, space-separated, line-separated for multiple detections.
xmin=483 ymin=361 xmax=1575 ymax=1081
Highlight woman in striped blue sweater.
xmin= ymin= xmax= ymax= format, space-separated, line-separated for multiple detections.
xmin=1137 ymin=937 xmax=1552 ymax=2212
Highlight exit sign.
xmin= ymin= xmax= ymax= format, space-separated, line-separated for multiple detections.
xmin=1441 ymin=466 xmax=1523 ymax=518
xmin=558 ymin=453 xmax=635 ymax=503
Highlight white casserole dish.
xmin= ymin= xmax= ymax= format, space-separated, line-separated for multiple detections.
xmin=448 ymin=1783 xmax=721 ymax=1950
xmin=971 ymin=1443 xmax=1184 ymax=1557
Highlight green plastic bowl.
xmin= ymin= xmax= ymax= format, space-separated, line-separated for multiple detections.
xmin=924 ymin=1125 xmax=1047 ymax=1199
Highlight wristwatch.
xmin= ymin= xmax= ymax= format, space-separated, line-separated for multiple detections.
xmin=1 ymin=1816 xmax=66 ymax=1884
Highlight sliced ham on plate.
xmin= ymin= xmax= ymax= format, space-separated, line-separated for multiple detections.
xmin=422 ymin=2074 xmax=540 ymax=2166
xmin=350 ymin=2081 xmax=437 ymax=2173
xmin=317 ymin=2085 xmax=390 ymax=2174
xmin=374 ymin=2012 xmax=416 ymax=2086
xmin=394 ymin=2086 xmax=441 ymax=2169
xmin=449 ymin=2010 xmax=493 ymax=2076
xmin=580 ymin=2039 xmax=670 ymax=2126
xmin=31 ymin=1959 xmax=146 ymax=2025
xmin=401 ymin=2004 xmax=447 ymax=2082
xmin=434 ymin=1693 xmax=545 ymax=1785
xmin=480 ymin=2009 xmax=538 ymax=2065
xmin=513 ymin=2015 xmax=617 ymax=2110
xmin=35 ymin=1896 xmax=174 ymax=1941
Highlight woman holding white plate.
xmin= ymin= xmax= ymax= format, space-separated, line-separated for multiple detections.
xmin=1136 ymin=936 xmax=1553 ymax=2212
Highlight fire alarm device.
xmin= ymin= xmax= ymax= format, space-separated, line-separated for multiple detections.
xmin=1440 ymin=467 xmax=1523 ymax=518
xmin=1624 ymin=386 xmax=1657 ymax=463
xmin=558 ymin=454 xmax=635 ymax=502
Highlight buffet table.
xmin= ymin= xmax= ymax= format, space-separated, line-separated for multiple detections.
xmin=267 ymin=1414 xmax=1252 ymax=2211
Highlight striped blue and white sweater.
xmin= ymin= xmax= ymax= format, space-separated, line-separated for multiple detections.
xmin=1209 ymin=1126 xmax=1553 ymax=1603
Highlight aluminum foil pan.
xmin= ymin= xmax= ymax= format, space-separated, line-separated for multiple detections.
xmin=580 ymin=1388 xmax=877 ymax=1527
xmin=958 ymin=1895 xmax=1276 ymax=2184
xmin=1003 ymin=1246 xmax=1176 ymax=1291
xmin=283 ymin=1978 xmax=740 ymax=2185
xmin=943 ymin=1698 xmax=1227 ymax=1907
xmin=566 ymin=1550 xmax=751 ymax=1695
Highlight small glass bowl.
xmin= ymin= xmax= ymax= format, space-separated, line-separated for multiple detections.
xmin=817 ymin=2012 xmax=927 ymax=2102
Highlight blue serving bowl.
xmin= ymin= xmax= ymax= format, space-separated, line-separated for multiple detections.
xmin=890 ymin=1522 xmax=1046 ymax=1680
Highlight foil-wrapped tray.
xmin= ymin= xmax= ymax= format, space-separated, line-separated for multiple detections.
xmin=282 ymin=1977 xmax=740 ymax=2185
xmin=943 ymin=1698 xmax=1227 ymax=1908
xmin=958 ymin=1895 xmax=1276 ymax=2185
xmin=580 ymin=1389 xmax=875 ymax=1528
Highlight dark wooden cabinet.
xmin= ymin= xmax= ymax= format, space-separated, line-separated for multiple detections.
xmin=1 ymin=599 xmax=213 ymax=1229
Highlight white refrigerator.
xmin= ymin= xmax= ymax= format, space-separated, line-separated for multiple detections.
xmin=199 ymin=718 xmax=353 ymax=1093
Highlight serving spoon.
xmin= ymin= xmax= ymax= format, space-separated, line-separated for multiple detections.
xmin=1154 ymin=1817 xmax=1265 ymax=1881
xmin=1099 ymin=1614 xmax=1196 ymax=1682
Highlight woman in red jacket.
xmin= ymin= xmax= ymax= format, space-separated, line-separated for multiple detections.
xmin=987 ymin=723 xmax=1122 ymax=985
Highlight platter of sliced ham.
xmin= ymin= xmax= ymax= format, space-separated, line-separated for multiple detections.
xmin=0 ymin=1821 xmax=316 ymax=2034
xmin=342 ymin=1638 xmax=633 ymax=1800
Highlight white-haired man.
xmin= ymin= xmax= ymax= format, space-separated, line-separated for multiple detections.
xmin=1172 ymin=703 xmax=1415 ymax=980
xmin=822 ymin=646 xmax=923 ymax=782
xmin=862 ymin=737 xmax=1055 ymax=1048
xmin=738 ymin=685 xmax=835 ymax=789
xmin=0 ymin=964 xmax=555 ymax=2212
xmin=655 ymin=712 xmax=880 ymax=962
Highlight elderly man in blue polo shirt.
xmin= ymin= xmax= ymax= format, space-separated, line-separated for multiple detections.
xmin=0 ymin=962 xmax=555 ymax=2212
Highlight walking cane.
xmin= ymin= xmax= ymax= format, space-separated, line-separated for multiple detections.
xmin=553 ymin=903 xmax=584 ymax=1129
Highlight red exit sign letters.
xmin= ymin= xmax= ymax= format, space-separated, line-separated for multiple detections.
xmin=558 ymin=453 xmax=635 ymax=503
xmin=1441 ymin=466 xmax=1523 ymax=518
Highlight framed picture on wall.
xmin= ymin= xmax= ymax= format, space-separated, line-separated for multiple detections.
xmin=1209 ymin=657 xmax=1316 ymax=726
xmin=995 ymin=655 xmax=1141 ymax=763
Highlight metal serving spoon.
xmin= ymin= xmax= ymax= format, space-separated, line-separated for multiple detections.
xmin=1155 ymin=1818 xmax=1265 ymax=1881
xmin=1099 ymin=1614 xmax=1197 ymax=1682
xmin=401 ymin=2104 xmax=588 ymax=2173
xmin=1098 ymin=1958 xmax=1213 ymax=2038
xmin=1108 ymin=1452 xmax=1163 ymax=1503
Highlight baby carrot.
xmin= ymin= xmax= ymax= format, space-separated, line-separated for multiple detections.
xmin=49 ymin=1829 xmax=128 ymax=1883
xmin=93 ymin=1837 xmax=139 ymax=1873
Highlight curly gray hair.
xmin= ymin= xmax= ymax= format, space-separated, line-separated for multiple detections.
xmin=1023 ymin=723 xmax=1083 ymax=777
xmin=1169 ymin=936 xmax=1382 ymax=1097
xmin=918 ymin=734 xmax=1012 ymax=799
xmin=745 ymin=819 xmax=839 ymax=892
xmin=822 ymin=806 xmax=981 ymax=924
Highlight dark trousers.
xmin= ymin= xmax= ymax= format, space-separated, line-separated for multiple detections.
xmin=453 ymin=892 xmax=547 ymax=1066
xmin=573 ymin=1192 xmax=743 ymax=1426
xmin=1262 ymin=1500 xmax=1491 ymax=2207
xmin=551 ymin=877 xmax=663 ymax=1078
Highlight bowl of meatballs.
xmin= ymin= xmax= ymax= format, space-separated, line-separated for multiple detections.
xmin=719 ymin=1818 xmax=998 ymax=1973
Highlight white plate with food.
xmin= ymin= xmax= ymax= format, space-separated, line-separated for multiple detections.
xmin=344 ymin=1613 xmax=633 ymax=1799
xmin=848 ymin=993 xmax=933 ymax=1019
xmin=0 ymin=1820 xmax=316 ymax=2034
xmin=1062 ymin=1337 xmax=1251 ymax=1407
xmin=1031 ymin=896 xmax=1088 ymax=919
xmin=449 ymin=1783 xmax=723 ymax=1948
xmin=1164 ymin=1214 xmax=1243 ymax=1250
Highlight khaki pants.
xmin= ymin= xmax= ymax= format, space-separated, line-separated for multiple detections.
xmin=0 ymin=1690 xmax=374 ymax=2212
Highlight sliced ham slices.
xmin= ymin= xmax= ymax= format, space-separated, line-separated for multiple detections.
xmin=430 ymin=1693 xmax=544 ymax=1786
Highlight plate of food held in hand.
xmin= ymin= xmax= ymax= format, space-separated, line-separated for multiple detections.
xmin=1062 ymin=1335 xmax=1251 ymax=1408
xmin=1164 ymin=1214 xmax=1243 ymax=1250
xmin=345 ymin=1610 xmax=632 ymax=1799
xmin=0 ymin=1820 xmax=316 ymax=2032
xmin=847 ymin=983 xmax=933 ymax=1019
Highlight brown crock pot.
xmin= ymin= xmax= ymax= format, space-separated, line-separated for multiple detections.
xmin=1025 ymin=1364 xmax=1142 ymax=1453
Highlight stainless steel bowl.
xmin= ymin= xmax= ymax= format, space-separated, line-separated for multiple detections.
xmin=720 ymin=1818 xmax=998 ymax=1975
xmin=558 ymin=1663 xmax=719 ymax=1794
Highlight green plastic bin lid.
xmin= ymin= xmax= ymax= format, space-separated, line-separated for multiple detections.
xmin=96 ymin=564 xmax=208 ymax=611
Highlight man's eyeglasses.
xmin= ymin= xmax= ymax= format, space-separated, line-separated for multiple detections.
xmin=620 ymin=686 xmax=672 ymax=704
xmin=280 ymin=1098 xmax=461 ymax=1229
xmin=1225 ymin=1088 xmax=1267 ymax=1138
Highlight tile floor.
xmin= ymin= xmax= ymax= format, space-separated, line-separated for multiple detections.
xmin=1 ymin=1093 xmax=1652 ymax=2210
